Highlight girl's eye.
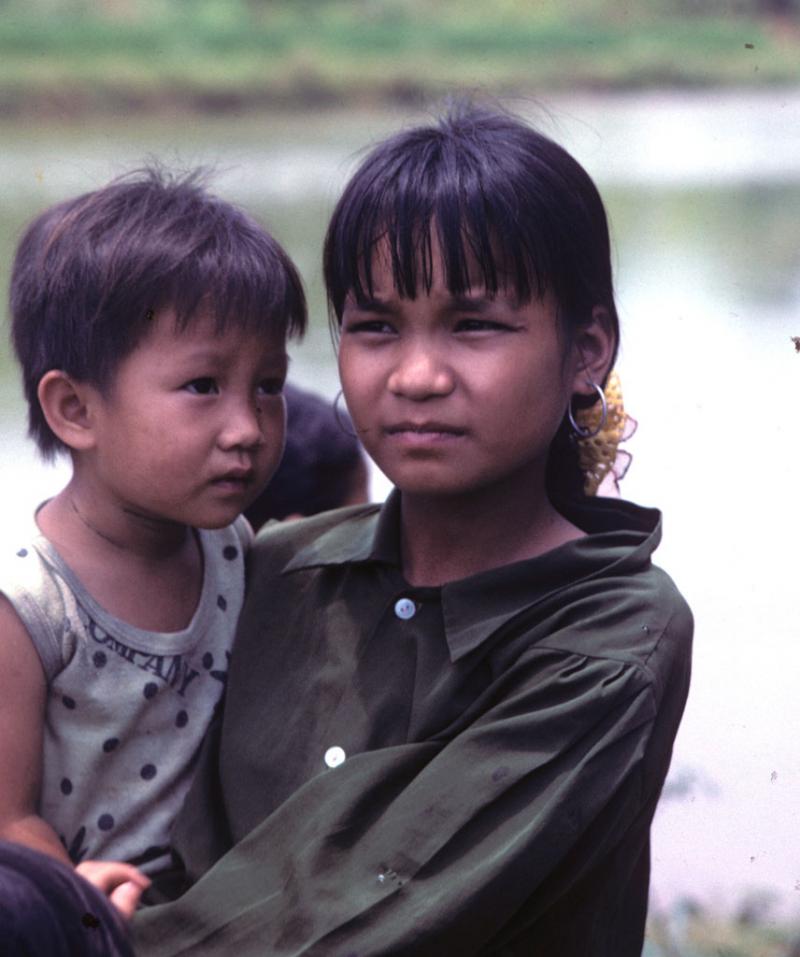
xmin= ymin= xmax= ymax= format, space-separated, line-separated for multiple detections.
xmin=184 ymin=377 xmax=219 ymax=395
xmin=342 ymin=318 xmax=396 ymax=335
xmin=454 ymin=318 xmax=510 ymax=333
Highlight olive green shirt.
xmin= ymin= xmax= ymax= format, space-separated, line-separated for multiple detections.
xmin=134 ymin=492 xmax=692 ymax=956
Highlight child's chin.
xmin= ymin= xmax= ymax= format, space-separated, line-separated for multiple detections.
xmin=188 ymin=505 xmax=245 ymax=530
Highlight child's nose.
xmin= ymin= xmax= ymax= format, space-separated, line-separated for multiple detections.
xmin=218 ymin=399 xmax=265 ymax=450
xmin=387 ymin=346 xmax=454 ymax=400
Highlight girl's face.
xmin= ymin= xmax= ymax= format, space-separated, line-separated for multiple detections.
xmin=338 ymin=243 xmax=598 ymax=504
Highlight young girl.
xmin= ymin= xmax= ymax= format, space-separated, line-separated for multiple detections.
xmin=134 ymin=105 xmax=693 ymax=956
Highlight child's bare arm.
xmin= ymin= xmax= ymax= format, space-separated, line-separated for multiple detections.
xmin=0 ymin=597 xmax=151 ymax=919
xmin=0 ymin=594 xmax=71 ymax=865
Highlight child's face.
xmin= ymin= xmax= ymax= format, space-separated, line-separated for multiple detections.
xmin=338 ymin=245 xmax=582 ymax=503
xmin=83 ymin=308 xmax=287 ymax=529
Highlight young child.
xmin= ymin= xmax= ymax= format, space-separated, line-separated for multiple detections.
xmin=133 ymin=105 xmax=693 ymax=957
xmin=0 ymin=169 xmax=306 ymax=915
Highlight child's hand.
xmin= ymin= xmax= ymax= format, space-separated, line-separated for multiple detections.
xmin=76 ymin=859 xmax=151 ymax=919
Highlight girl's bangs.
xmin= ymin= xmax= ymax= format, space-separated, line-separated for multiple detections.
xmin=345 ymin=200 xmax=549 ymax=309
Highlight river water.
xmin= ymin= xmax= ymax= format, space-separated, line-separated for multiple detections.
xmin=0 ymin=89 xmax=798 ymax=921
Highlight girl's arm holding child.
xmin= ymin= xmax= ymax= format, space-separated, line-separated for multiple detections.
xmin=0 ymin=595 xmax=149 ymax=917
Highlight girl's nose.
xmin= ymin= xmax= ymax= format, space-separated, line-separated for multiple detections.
xmin=387 ymin=346 xmax=454 ymax=400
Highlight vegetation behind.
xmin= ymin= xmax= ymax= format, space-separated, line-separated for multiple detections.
xmin=0 ymin=0 xmax=798 ymax=115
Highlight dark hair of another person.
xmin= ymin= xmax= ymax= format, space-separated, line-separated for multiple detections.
xmin=323 ymin=102 xmax=619 ymax=502
xmin=0 ymin=841 xmax=134 ymax=957
xmin=245 ymin=383 xmax=366 ymax=528
xmin=10 ymin=167 xmax=307 ymax=459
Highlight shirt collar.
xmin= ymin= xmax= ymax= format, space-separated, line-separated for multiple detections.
xmin=283 ymin=491 xmax=662 ymax=663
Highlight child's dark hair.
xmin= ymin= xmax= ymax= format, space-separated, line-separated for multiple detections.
xmin=323 ymin=102 xmax=619 ymax=501
xmin=10 ymin=167 xmax=307 ymax=459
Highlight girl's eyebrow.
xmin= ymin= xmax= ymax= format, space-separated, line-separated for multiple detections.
xmin=348 ymin=292 xmax=502 ymax=313
xmin=446 ymin=295 xmax=493 ymax=312
xmin=350 ymin=296 xmax=394 ymax=314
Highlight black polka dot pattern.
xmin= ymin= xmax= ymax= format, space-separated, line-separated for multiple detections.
xmin=29 ymin=526 xmax=244 ymax=860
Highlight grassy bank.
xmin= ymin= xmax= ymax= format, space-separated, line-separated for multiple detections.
xmin=0 ymin=0 xmax=798 ymax=115
xmin=645 ymin=907 xmax=800 ymax=957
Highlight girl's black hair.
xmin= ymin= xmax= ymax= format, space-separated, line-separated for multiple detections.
xmin=323 ymin=102 xmax=619 ymax=502
xmin=10 ymin=167 xmax=307 ymax=459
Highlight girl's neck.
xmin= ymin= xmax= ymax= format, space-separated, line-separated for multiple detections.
xmin=399 ymin=474 xmax=584 ymax=588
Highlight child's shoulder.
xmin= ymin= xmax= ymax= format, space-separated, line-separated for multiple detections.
xmin=0 ymin=518 xmax=70 ymax=682
xmin=0 ymin=509 xmax=55 ymax=596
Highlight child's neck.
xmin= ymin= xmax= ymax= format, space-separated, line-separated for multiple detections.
xmin=399 ymin=475 xmax=584 ymax=588
xmin=43 ymin=485 xmax=189 ymax=558
xmin=36 ymin=481 xmax=203 ymax=632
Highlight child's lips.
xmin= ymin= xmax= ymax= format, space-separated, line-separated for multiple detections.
xmin=211 ymin=469 xmax=254 ymax=492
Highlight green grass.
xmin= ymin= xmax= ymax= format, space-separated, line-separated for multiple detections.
xmin=0 ymin=0 xmax=797 ymax=113
xmin=646 ymin=909 xmax=800 ymax=957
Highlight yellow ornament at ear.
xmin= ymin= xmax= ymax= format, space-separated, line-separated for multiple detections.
xmin=574 ymin=371 xmax=634 ymax=496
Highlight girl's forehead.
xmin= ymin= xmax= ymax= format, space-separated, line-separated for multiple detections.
xmin=357 ymin=230 xmax=535 ymax=301
xmin=352 ymin=250 xmax=534 ymax=309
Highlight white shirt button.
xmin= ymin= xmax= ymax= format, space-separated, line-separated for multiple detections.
xmin=324 ymin=746 xmax=346 ymax=768
xmin=394 ymin=597 xmax=416 ymax=620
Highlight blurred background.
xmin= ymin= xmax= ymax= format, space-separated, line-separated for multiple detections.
xmin=0 ymin=2 xmax=798 ymax=953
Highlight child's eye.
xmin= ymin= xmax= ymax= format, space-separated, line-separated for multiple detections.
xmin=184 ymin=377 xmax=219 ymax=395
xmin=257 ymin=378 xmax=285 ymax=397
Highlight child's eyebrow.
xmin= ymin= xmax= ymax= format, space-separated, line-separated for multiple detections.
xmin=178 ymin=348 xmax=288 ymax=368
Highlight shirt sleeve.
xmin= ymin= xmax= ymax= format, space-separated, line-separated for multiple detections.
xmin=133 ymin=634 xmax=686 ymax=957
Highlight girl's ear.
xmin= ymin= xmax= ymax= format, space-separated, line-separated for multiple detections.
xmin=569 ymin=305 xmax=617 ymax=397
xmin=37 ymin=371 xmax=98 ymax=452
